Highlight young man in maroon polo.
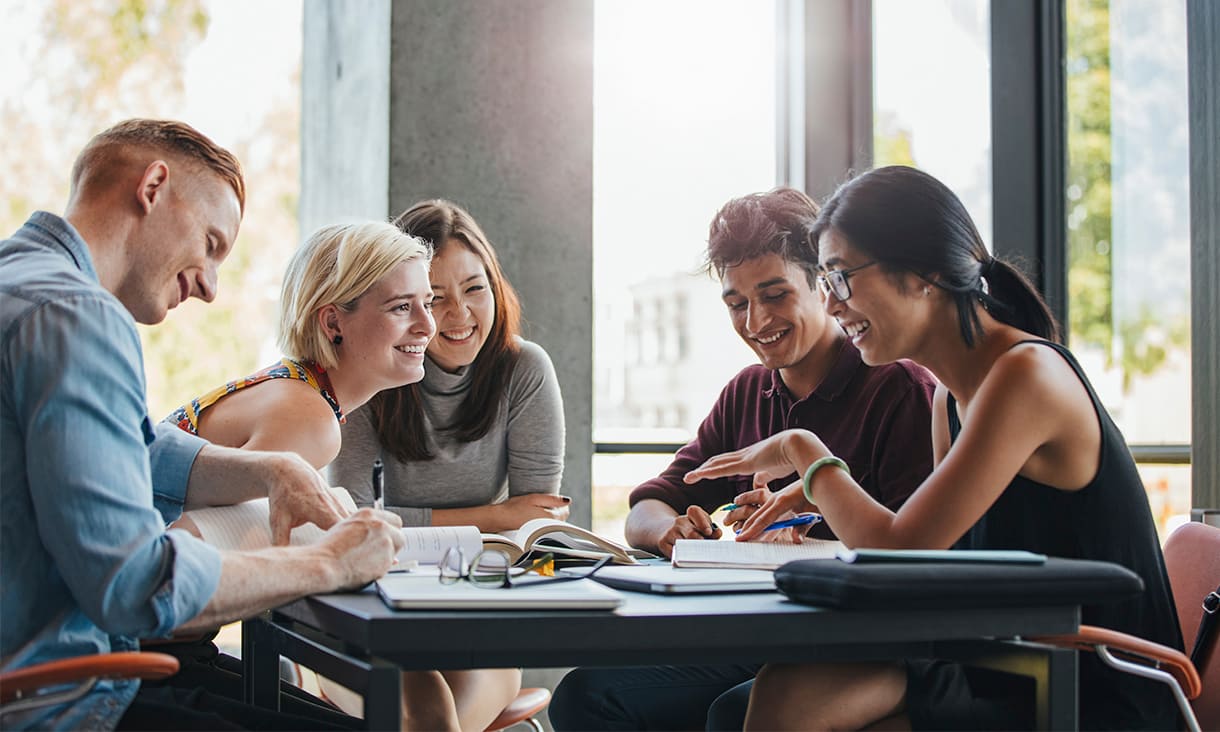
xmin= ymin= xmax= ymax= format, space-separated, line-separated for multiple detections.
xmin=550 ymin=186 xmax=937 ymax=732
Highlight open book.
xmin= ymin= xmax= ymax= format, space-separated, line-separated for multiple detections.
xmin=671 ymin=538 xmax=846 ymax=570
xmin=180 ymin=489 xmax=484 ymax=568
xmin=482 ymin=518 xmax=653 ymax=565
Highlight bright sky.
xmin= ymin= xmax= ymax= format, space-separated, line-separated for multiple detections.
xmin=873 ymin=0 xmax=992 ymax=242
xmin=0 ymin=0 xmax=301 ymax=154
xmin=592 ymin=0 xmax=778 ymax=292
xmin=0 ymin=3 xmax=43 ymax=101
xmin=180 ymin=0 xmax=301 ymax=147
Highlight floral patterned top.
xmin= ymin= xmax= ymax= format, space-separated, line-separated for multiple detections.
xmin=165 ymin=357 xmax=344 ymax=435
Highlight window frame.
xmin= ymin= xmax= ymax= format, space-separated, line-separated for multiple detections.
xmin=592 ymin=0 xmax=1220 ymax=515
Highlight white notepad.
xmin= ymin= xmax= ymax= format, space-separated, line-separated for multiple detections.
xmin=375 ymin=575 xmax=623 ymax=610
xmin=671 ymin=539 xmax=845 ymax=570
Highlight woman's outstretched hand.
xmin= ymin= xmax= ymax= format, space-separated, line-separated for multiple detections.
xmin=730 ymin=482 xmax=814 ymax=542
xmin=683 ymin=429 xmax=830 ymax=542
xmin=684 ymin=429 xmax=827 ymax=488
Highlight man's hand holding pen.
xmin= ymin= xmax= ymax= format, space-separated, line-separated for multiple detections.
xmin=656 ymin=505 xmax=723 ymax=558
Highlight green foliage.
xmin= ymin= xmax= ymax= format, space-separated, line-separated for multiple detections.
xmin=1065 ymin=0 xmax=1189 ymax=388
xmin=1116 ymin=304 xmax=1189 ymax=392
xmin=1065 ymin=0 xmax=1114 ymax=362
xmin=3 ymin=0 xmax=301 ymax=418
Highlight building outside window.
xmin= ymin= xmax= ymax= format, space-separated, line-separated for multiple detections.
xmin=591 ymin=0 xmax=777 ymax=540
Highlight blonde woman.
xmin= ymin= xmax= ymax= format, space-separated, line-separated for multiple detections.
xmin=169 ymin=221 xmax=520 ymax=731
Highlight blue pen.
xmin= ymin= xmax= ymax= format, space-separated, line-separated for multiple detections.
xmin=735 ymin=512 xmax=823 ymax=534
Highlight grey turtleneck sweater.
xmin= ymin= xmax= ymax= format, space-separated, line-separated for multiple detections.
xmin=328 ymin=339 xmax=565 ymax=526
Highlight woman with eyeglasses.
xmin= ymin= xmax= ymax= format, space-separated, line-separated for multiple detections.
xmin=685 ymin=166 xmax=1181 ymax=731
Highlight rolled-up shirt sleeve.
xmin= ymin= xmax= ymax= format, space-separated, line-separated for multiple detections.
xmin=150 ymin=421 xmax=207 ymax=522
xmin=11 ymin=295 xmax=220 ymax=638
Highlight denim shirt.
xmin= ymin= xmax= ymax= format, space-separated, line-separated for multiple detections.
xmin=0 ymin=212 xmax=222 ymax=730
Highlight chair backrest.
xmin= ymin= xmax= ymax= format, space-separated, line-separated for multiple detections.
xmin=1162 ymin=521 xmax=1220 ymax=728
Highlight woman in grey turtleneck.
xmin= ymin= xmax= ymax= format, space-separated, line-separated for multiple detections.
xmin=327 ymin=200 xmax=567 ymax=728
xmin=330 ymin=199 xmax=568 ymax=530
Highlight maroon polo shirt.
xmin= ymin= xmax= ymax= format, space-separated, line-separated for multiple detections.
xmin=629 ymin=339 xmax=937 ymax=539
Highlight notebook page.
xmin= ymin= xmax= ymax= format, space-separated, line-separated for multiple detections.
xmin=185 ymin=488 xmax=357 ymax=550
xmin=671 ymin=539 xmax=845 ymax=570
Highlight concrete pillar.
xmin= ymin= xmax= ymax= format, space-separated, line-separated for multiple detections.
xmin=300 ymin=0 xmax=391 ymax=235
xmin=302 ymin=0 xmax=595 ymax=527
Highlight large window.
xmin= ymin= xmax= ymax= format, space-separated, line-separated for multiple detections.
xmin=872 ymin=0 xmax=992 ymax=244
xmin=591 ymin=0 xmax=778 ymax=540
xmin=1064 ymin=0 xmax=1192 ymax=537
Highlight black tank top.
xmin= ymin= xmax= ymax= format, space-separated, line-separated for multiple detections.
xmin=947 ymin=340 xmax=1182 ymax=730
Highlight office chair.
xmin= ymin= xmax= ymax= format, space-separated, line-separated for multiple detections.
xmin=1035 ymin=521 xmax=1220 ymax=732
xmin=0 ymin=651 xmax=180 ymax=717
xmin=484 ymin=686 xmax=550 ymax=732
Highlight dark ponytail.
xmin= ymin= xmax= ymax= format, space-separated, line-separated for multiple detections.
xmin=979 ymin=256 xmax=1060 ymax=343
xmin=812 ymin=166 xmax=1060 ymax=347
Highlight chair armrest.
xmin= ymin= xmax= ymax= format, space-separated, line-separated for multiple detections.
xmin=0 ymin=652 xmax=180 ymax=704
xmin=1035 ymin=624 xmax=1201 ymax=698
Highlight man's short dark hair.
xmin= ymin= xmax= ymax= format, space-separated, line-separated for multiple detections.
xmin=703 ymin=186 xmax=821 ymax=286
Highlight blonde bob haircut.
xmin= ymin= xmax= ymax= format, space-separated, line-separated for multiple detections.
xmin=278 ymin=221 xmax=431 ymax=370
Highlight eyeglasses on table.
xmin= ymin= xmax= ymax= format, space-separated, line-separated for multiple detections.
xmin=438 ymin=547 xmax=612 ymax=589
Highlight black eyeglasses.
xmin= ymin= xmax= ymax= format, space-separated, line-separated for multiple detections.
xmin=816 ymin=261 xmax=877 ymax=301
xmin=438 ymin=547 xmax=611 ymax=589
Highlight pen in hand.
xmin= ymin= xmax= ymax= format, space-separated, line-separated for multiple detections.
xmin=737 ymin=512 xmax=822 ymax=535
xmin=372 ymin=458 xmax=384 ymax=511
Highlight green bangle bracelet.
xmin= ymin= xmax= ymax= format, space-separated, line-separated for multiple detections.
xmin=802 ymin=456 xmax=850 ymax=504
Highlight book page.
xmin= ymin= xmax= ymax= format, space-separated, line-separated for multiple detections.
xmin=500 ymin=518 xmax=638 ymax=564
xmin=515 ymin=519 xmax=629 ymax=553
xmin=398 ymin=525 xmax=483 ymax=565
xmin=671 ymin=539 xmax=845 ymax=570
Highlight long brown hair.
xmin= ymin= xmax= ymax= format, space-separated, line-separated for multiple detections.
xmin=370 ymin=200 xmax=523 ymax=460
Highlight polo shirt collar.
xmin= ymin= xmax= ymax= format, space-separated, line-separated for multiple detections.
xmin=763 ymin=337 xmax=863 ymax=403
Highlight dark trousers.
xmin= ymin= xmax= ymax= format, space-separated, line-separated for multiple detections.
xmin=119 ymin=639 xmax=361 ymax=730
xmin=549 ymin=664 xmax=759 ymax=731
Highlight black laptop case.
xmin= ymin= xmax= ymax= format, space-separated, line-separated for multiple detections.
xmin=773 ymin=557 xmax=1144 ymax=610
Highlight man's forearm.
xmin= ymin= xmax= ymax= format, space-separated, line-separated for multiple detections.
xmin=624 ymin=499 xmax=679 ymax=554
xmin=176 ymin=545 xmax=337 ymax=632
xmin=183 ymin=445 xmax=286 ymax=509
